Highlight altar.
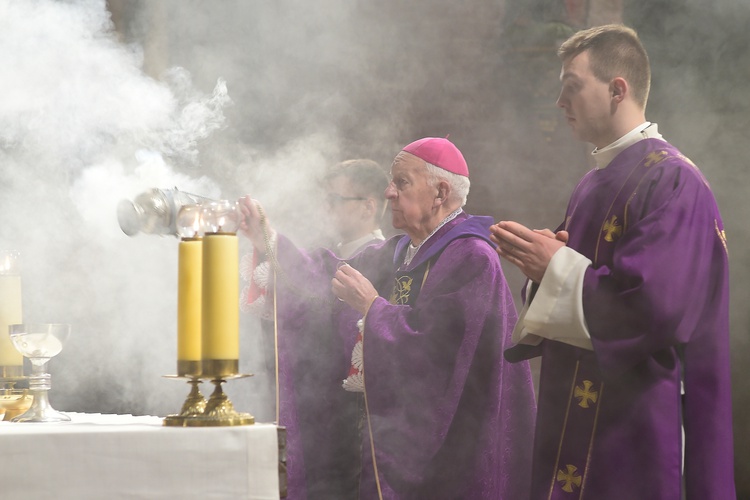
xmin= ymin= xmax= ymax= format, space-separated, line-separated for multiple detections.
xmin=0 ymin=412 xmax=285 ymax=500
xmin=0 ymin=196 xmax=287 ymax=499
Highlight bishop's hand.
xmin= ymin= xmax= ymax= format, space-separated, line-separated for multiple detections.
xmin=332 ymin=263 xmax=379 ymax=316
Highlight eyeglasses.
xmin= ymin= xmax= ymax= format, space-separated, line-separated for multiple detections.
xmin=326 ymin=193 xmax=366 ymax=206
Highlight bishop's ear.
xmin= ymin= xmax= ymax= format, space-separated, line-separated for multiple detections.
xmin=435 ymin=181 xmax=450 ymax=204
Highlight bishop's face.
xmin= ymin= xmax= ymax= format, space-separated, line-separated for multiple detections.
xmin=556 ymin=50 xmax=615 ymax=148
xmin=384 ymin=152 xmax=437 ymax=243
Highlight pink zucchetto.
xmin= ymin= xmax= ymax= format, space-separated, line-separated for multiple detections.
xmin=402 ymin=137 xmax=469 ymax=177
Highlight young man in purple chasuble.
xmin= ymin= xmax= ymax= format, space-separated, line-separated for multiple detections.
xmin=238 ymin=137 xmax=536 ymax=499
xmin=491 ymin=24 xmax=736 ymax=500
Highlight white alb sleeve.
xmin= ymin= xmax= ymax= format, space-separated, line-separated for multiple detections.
xmin=511 ymin=246 xmax=593 ymax=350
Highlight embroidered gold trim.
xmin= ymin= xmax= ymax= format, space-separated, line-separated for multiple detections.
xmin=593 ymin=151 xmax=665 ymax=265
xmin=715 ymin=219 xmax=728 ymax=256
xmin=580 ymin=382 xmax=604 ymax=499
xmin=547 ymin=364 xmax=604 ymax=499
xmin=547 ymin=361 xmax=580 ymax=500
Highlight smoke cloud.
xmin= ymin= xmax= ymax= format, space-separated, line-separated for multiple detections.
xmin=2 ymin=0 xmax=750 ymax=493
xmin=0 ymin=0 xmax=356 ymax=420
xmin=0 ymin=0 xmax=230 ymax=415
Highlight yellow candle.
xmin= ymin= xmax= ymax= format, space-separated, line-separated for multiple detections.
xmin=0 ymin=274 xmax=23 ymax=367
xmin=177 ymin=238 xmax=202 ymax=375
xmin=201 ymin=233 xmax=239 ymax=375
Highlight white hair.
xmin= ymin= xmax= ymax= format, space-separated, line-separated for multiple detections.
xmin=424 ymin=162 xmax=470 ymax=207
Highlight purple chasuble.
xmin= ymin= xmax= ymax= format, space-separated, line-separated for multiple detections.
xmin=508 ymin=138 xmax=735 ymax=499
xmin=273 ymin=213 xmax=536 ymax=499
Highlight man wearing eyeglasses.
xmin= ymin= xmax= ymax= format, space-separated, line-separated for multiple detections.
xmin=322 ymin=159 xmax=390 ymax=258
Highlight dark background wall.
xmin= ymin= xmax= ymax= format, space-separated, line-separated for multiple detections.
xmin=2 ymin=0 xmax=747 ymax=495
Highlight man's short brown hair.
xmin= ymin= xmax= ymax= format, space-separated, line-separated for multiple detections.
xmin=558 ymin=24 xmax=651 ymax=109
xmin=324 ymin=158 xmax=389 ymax=203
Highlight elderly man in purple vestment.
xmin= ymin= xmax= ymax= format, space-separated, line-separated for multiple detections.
xmin=238 ymin=137 xmax=536 ymax=499
xmin=491 ymin=24 xmax=735 ymax=500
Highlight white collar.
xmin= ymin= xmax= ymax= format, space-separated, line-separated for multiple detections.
xmin=337 ymin=229 xmax=384 ymax=258
xmin=403 ymin=208 xmax=463 ymax=267
xmin=591 ymin=122 xmax=663 ymax=169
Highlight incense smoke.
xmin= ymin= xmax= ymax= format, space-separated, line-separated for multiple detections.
xmin=2 ymin=0 xmax=750 ymax=493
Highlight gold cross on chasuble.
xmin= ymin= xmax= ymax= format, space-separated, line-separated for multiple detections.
xmin=557 ymin=464 xmax=583 ymax=493
xmin=547 ymin=358 xmax=605 ymax=499
xmin=574 ymin=380 xmax=599 ymax=409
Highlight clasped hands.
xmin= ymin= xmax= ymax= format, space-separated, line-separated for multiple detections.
xmin=489 ymin=221 xmax=568 ymax=283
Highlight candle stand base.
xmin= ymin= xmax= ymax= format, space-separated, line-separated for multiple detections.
xmin=0 ymin=386 xmax=32 ymax=421
xmin=163 ymin=376 xmax=207 ymax=427
xmin=163 ymin=374 xmax=254 ymax=427
xmin=1 ymin=368 xmax=30 ymax=421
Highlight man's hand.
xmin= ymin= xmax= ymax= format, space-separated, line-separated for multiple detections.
xmin=532 ymin=228 xmax=569 ymax=244
xmin=489 ymin=221 xmax=567 ymax=283
xmin=332 ymin=263 xmax=379 ymax=315
xmin=237 ymin=195 xmax=274 ymax=252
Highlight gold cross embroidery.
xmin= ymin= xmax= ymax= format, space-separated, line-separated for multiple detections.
xmin=574 ymin=380 xmax=598 ymax=409
xmin=644 ymin=150 xmax=668 ymax=167
xmin=557 ymin=464 xmax=583 ymax=493
xmin=602 ymin=215 xmax=622 ymax=242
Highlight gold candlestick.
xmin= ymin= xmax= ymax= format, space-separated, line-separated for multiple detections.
xmin=163 ymin=375 xmax=208 ymax=427
xmin=199 ymin=375 xmax=254 ymax=426
xmin=164 ymin=201 xmax=253 ymax=427
xmin=163 ymin=374 xmax=254 ymax=427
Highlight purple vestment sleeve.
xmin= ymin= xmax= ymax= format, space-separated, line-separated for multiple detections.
xmin=582 ymin=159 xmax=728 ymax=375
xmin=578 ymin=151 xmax=734 ymax=499
xmin=270 ymin=216 xmax=537 ymax=500
xmin=520 ymin=138 xmax=735 ymax=500
xmin=361 ymin=237 xmax=534 ymax=498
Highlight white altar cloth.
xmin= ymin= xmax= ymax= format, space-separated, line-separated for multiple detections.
xmin=0 ymin=412 xmax=280 ymax=500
